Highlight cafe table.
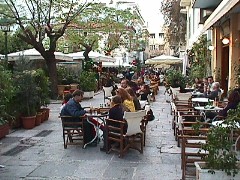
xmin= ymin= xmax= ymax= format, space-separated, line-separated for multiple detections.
xmin=191 ymin=97 xmax=213 ymax=103
xmin=84 ymin=111 xmax=108 ymax=148
xmin=194 ymin=106 xmax=223 ymax=111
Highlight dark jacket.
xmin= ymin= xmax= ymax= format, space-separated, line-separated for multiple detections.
xmin=205 ymin=89 xmax=221 ymax=100
xmin=218 ymin=102 xmax=239 ymax=117
xmin=109 ymin=104 xmax=124 ymax=120
xmin=60 ymin=98 xmax=86 ymax=121
xmin=133 ymin=97 xmax=142 ymax=110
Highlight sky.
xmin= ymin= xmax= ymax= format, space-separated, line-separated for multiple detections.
xmin=99 ymin=0 xmax=164 ymax=33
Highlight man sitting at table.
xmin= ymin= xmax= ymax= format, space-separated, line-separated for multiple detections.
xmin=204 ymin=82 xmax=221 ymax=100
xmin=60 ymin=90 xmax=96 ymax=145
xmin=205 ymin=89 xmax=240 ymax=121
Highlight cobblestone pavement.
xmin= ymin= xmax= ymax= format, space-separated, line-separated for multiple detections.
xmin=0 ymin=86 xmax=182 ymax=180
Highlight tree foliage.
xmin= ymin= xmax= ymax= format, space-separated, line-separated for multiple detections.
xmin=0 ymin=0 xmax=93 ymax=98
xmin=161 ymin=0 xmax=186 ymax=53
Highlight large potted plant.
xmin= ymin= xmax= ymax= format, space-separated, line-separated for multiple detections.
xmin=79 ymin=71 xmax=97 ymax=98
xmin=34 ymin=69 xmax=51 ymax=122
xmin=195 ymin=104 xmax=240 ymax=179
xmin=0 ymin=64 xmax=16 ymax=138
xmin=14 ymin=70 xmax=39 ymax=129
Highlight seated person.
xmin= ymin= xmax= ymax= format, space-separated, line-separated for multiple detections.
xmin=120 ymin=79 xmax=129 ymax=89
xmin=205 ymin=89 xmax=240 ymax=121
xmin=126 ymin=87 xmax=142 ymax=110
xmin=116 ymin=88 xmax=136 ymax=112
xmin=60 ymin=93 xmax=73 ymax=112
xmin=136 ymin=84 xmax=152 ymax=102
xmin=204 ymin=82 xmax=221 ymax=100
xmin=60 ymin=90 xmax=95 ymax=144
xmin=104 ymin=95 xmax=127 ymax=151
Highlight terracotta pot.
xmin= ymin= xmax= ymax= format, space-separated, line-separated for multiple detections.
xmin=21 ymin=116 xmax=36 ymax=129
xmin=39 ymin=109 xmax=46 ymax=122
xmin=0 ymin=124 xmax=10 ymax=139
xmin=42 ymin=108 xmax=50 ymax=121
xmin=35 ymin=113 xmax=42 ymax=126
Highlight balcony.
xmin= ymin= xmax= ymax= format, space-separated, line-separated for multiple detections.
xmin=192 ymin=0 xmax=222 ymax=9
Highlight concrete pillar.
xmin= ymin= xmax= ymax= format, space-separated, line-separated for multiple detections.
xmin=213 ymin=27 xmax=222 ymax=80
xmin=229 ymin=14 xmax=239 ymax=89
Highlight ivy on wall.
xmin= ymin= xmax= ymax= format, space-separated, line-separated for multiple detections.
xmin=188 ymin=35 xmax=211 ymax=80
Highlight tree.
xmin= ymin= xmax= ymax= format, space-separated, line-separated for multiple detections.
xmin=161 ymin=0 xmax=186 ymax=55
xmin=64 ymin=3 xmax=140 ymax=65
xmin=0 ymin=0 xmax=92 ymax=98
xmin=0 ymin=30 xmax=32 ymax=54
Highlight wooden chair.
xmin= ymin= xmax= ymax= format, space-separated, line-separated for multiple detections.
xmin=103 ymin=86 xmax=113 ymax=103
xmin=181 ymin=135 xmax=208 ymax=180
xmin=60 ymin=115 xmax=86 ymax=149
xmin=105 ymin=110 xmax=146 ymax=158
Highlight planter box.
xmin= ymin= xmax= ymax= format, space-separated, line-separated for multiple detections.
xmin=0 ymin=124 xmax=10 ymax=139
xmin=195 ymin=162 xmax=240 ymax=180
xmin=83 ymin=91 xmax=94 ymax=99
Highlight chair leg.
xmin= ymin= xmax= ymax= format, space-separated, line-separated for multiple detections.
xmin=63 ymin=130 xmax=67 ymax=149
xmin=140 ymin=134 xmax=143 ymax=154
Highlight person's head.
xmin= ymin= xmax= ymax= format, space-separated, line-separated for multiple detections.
xmin=126 ymin=87 xmax=136 ymax=97
xmin=194 ymin=77 xmax=200 ymax=83
xmin=208 ymin=76 xmax=214 ymax=84
xmin=63 ymin=93 xmax=73 ymax=104
xmin=120 ymin=79 xmax=129 ymax=88
xmin=228 ymin=89 xmax=240 ymax=103
xmin=72 ymin=89 xmax=84 ymax=102
xmin=111 ymin=95 xmax=122 ymax=107
xmin=212 ymin=82 xmax=220 ymax=91
xmin=203 ymin=77 xmax=208 ymax=84
xmin=116 ymin=87 xmax=132 ymax=101
xmin=141 ymin=84 xmax=150 ymax=93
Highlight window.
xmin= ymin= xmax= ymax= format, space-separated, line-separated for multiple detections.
xmin=150 ymin=33 xmax=155 ymax=39
xmin=159 ymin=33 xmax=164 ymax=38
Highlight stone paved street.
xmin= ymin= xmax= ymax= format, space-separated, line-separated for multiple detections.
xmin=0 ymin=86 xmax=182 ymax=179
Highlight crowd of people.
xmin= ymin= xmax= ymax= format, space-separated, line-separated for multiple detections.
xmin=60 ymin=68 xmax=162 ymax=152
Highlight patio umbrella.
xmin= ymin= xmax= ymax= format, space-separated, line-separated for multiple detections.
xmin=145 ymin=55 xmax=183 ymax=65
xmin=8 ymin=48 xmax=73 ymax=62
xmin=68 ymin=51 xmax=116 ymax=62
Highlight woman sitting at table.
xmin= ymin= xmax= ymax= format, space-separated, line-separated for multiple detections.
xmin=136 ymin=84 xmax=152 ymax=102
xmin=205 ymin=89 xmax=240 ymax=121
xmin=126 ymin=87 xmax=142 ymax=110
xmin=101 ymin=95 xmax=126 ymax=151
xmin=116 ymin=88 xmax=136 ymax=112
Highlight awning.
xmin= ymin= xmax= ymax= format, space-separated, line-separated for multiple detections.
xmin=201 ymin=0 xmax=239 ymax=34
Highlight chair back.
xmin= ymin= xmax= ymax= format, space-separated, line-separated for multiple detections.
xmin=103 ymin=86 xmax=113 ymax=97
xmin=124 ymin=110 xmax=146 ymax=136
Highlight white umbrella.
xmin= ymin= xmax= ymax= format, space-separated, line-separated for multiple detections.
xmin=68 ymin=51 xmax=116 ymax=62
xmin=8 ymin=48 xmax=73 ymax=62
xmin=146 ymin=55 xmax=183 ymax=65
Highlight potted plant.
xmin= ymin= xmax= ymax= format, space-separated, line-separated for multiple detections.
xmin=0 ymin=64 xmax=16 ymax=138
xmin=14 ymin=70 xmax=39 ymax=129
xmin=195 ymin=104 xmax=240 ymax=179
xmin=165 ymin=68 xmax=186 ymax=92
xmin=34 ymin=69 xmax=51 ymax=121
xmin=79 ymin=71 xmax=97 ymax=98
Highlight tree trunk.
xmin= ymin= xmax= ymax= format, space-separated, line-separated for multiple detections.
xmin=45 ymin=51 xmax=58 ymax=99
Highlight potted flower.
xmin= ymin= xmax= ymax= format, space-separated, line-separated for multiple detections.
xmin=14 ymin=70 xmax=39 ymax=129
xmin=195 ymin=104 xmax=240 ymax=179
xmin=0 ymin=64 xmax=16 ymax=138
xmin=79 ymin=71 xmax=97 ymax=98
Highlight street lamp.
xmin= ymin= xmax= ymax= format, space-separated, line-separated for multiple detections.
xmin=0 ymin=18 xmax=11 ymax=63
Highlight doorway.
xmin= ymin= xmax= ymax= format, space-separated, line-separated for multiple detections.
xmin=221 ymin=45 xmax=229 ymax=97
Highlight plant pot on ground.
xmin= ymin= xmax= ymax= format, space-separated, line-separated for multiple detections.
xmin=0 ymin=64 xmax=17 ymax=132
xmin=79 ymin=71 xmax=97 ymax=99
xmin=13 ymin=70 xmax=39 ymax=129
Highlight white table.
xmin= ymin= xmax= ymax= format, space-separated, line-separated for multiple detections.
xmin=212 ymin=120 xmax=240 ymax=128
xmin=192 ymin=98 xmax=213 ymax=103
xmin=194 ymin=106 xmax=223 ymax=111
